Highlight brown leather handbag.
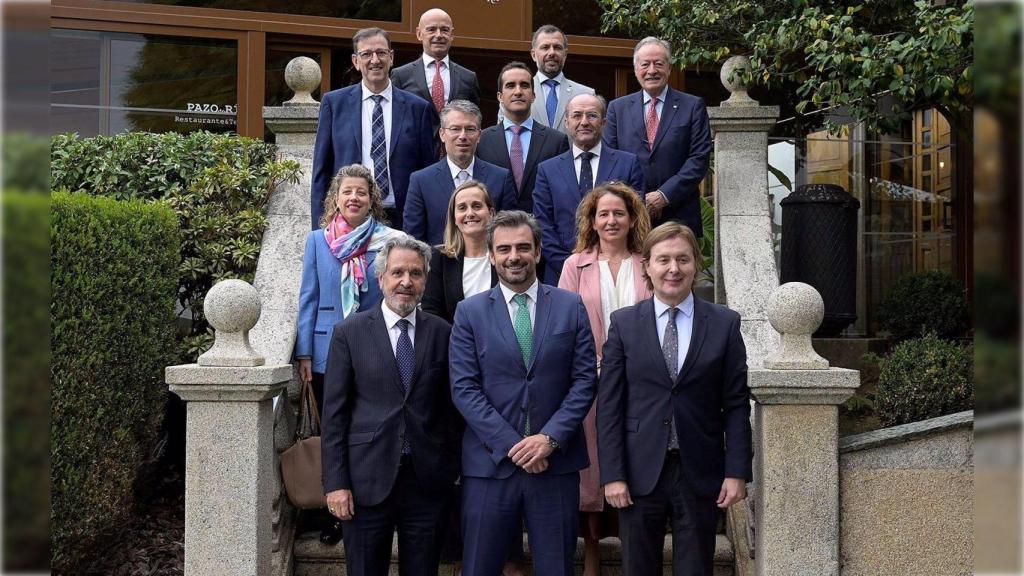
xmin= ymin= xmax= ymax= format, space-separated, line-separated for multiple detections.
xmin=280 ymin=378 xmax=326 ymax=509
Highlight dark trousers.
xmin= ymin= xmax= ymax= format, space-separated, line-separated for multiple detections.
xmin=461 ymin=470 xmax=579 ymax=576
xmin=618 ymin=454 xmax=719 ymax=576
xmin=341 ymin=457 xmax=448 ymax=576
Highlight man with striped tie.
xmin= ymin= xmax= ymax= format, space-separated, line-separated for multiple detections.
xmin=311 ymin=28 xmax=435 ymax=230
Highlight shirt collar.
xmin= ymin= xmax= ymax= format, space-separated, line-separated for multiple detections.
xmin=653 ymin=291 xmax=694 ymax=318
xmin=537 ymin=71 xmax=566 ymax=85
xmin=499 ymin=279 xmax=539 ymax=306
xmin=643 ymin=85 xmax=669 ymax=104
xmin=422 ymin=52 xmax=450 ymax=68
xmin=447 ymin=156 xmax=475 ymax=179
xmin=362 ymin=81 xmax=393 ymax=101
xmin=573 ymin=142 xmax=602 ymax=159
xmin=503 ymin=117 xmax=534 ymax=132
xmin=381 ymin=300 xmax=416 ymax=329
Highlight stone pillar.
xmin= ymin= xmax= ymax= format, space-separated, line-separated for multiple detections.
xmin=166 ymin=280 xmax=291 ymax=576
xmin=748 ymin=283 xmax=860 ymax=576
xmin=707 ymin=55 xmax=781 ymax=368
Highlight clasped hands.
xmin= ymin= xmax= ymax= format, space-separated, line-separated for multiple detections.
xmin=507 ymin=434 xmax=554 ymax=473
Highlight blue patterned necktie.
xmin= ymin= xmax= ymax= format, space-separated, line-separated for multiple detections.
xmin=543 ymin=79 xmax=559 ymax=126
xmin=369 ymin=94 xmax=391 ymax=199
xmin=663 ymin=307 xmax=680 ymax=451
xmin=512 ymin=293 xmax=533 ymax=434
xmin=578 ymin=150 xmax=594 ymax=195
xmin=396 ymin=318 xmax=414 ymax=453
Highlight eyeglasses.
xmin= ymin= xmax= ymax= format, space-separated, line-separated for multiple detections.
xmin=356 ymin=49 xmax=391 ymax=61
xmin=423 ymin=26 xmax=453 ymax=35
xmin=442 ymin=126 xmax=481 ymax=135
xmin=568 ymin=112 xmax=603 ymax=122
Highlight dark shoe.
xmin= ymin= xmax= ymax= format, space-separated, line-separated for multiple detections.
xmin=319 ymin=518 xmax=343 ymax=545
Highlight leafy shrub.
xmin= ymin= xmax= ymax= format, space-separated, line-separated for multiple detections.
xmin=874 ymin=333 xmax=973 ymax=427
xmin=3 ymin=191 xmax=50 ymax=569
xmin=51 ymin=131 xmax=300 ymax=358
xmin=51 ymin=192 xmax=180 ymax=572
xmin=878 ymin=271 xmax=969 ymax=341
xmin=3 ymin=133 xmax=50 ymax=192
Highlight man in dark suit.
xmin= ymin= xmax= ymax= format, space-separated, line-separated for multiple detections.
xmin=391 ymin=8 xmax=480 ymax=148
xmin=603 ymin=37 xmax=712 ymax=232
xmin=449 ymin=210 xmax=597 ymax=576
xmin=598 ymin=222 xmax=752 ymax=576
xmin=322 ymin=235 xmax=461 ymax=576
xmin=311 ymin=27 xmax=435 ymax=230
xmin=404 ymin=100 xmax=516 ymax=245
xmin=533 ymin=93 xmax=644 ymax=283
xmin=477 ymin=61 xmax=569 ymax=213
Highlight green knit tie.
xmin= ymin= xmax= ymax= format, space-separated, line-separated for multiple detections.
xmin=512 ymin=293 xmax=533 ymax=367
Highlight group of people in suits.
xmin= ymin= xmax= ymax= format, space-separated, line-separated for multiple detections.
xmin=297 ymin=9 xmax=748 ymax=576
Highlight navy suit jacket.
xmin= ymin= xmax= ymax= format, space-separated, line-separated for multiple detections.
xmin=603 ymin=87 xmax=711 ymax=234
xmin=321 ymin=306 xmax=461 ymax=506
xmin=310 ymin=84 xmax=435 ymax=229
xmin=597 ymin=296 xmax=752 ymax=499
xmin=475 ymin=122 xmax=569 ymax=213
xmin=449 ymin=283 xmax=597 ymax=479
xmin=403 ymin=157 xmax=516 ymax=245
xmin=532 ymin=146 xmax=644 ymax=282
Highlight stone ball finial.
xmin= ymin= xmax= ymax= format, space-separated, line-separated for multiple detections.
xmin=284 ymin=56 xmax=321 ymax=106
xmin=198 ymin=279 xmax=265 ymax=367
xmin=763 ymin=282 xmax=829 ymax=369
xmin=720 ymin=55 xmax=759 ymax=107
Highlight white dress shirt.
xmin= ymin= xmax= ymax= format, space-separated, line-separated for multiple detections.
xmin=642 ymin=85 xmax=669 ymax=121
xmin=572 ymin=142 xmax=602 ymax=184
xmin=361 ymin=82 xmax=395 ymax=207
xmin=422 ymin=53 xmax=451 ymax=102
xmin=499 ymin=280 xmax=539 ymax=328
xmin=381 ymin=300 xmax=416 ymax=354
xmin=447 ymin=157 xmax=476 ymax=186
xmin=462 ymin=256 xmax=491 ymax=299
xmin=653 ymin=291 xmax=694 ymax=375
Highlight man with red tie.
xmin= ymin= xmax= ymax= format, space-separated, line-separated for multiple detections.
xmin=603 ymin=37 xmax=712 ymax=233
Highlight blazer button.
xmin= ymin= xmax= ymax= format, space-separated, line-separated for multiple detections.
xmin=662 ymin=419 xmax=671 ymax=426
xmin=672 ymin=389 xmax=679 ymax=395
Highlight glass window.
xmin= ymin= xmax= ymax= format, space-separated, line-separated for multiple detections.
xmin=106 ymin=0 xmax=401 ymax=22
xmin=532 ymin=0 xmax=627 ymax=38
xmin=51 ymin=29 xmax=237 ymax=136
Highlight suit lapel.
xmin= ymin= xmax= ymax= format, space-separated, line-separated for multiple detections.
xmin=631 ymin=93 xmax=648 ymax=149
xmin=652 ymin=88 xmax=680 ymax=152
xmin=446 ymin=256 xmax=465 ymax=312
xmin=489 ymin=287 xmax=519 ymax=366
xmin=389 ymin=91 xmax=407 ymax=160
xmin=595 ymin=148 xmax=619 ymax=187
xmin=348 ymin=87 xmax=363 ymax=150
xmin=555 ymin=82 xmax=574 ymax=128
xmin=370 ymin=308 xmax=406 ymax=397
xmin=412 ymin=59 xmax=430 ymax=102
xmin=641 ymin=299 xmax=675 ymax=388
xmin=528 ymin=285 xmax=552 ymax=374
xmin=558 ymin=152 xmax=578 ymax=193
xmin=447 ymin=62 xmax=462 ymax=102
xmin=523 ymin=125 xmax=544 ymax=183
xmin=676 ymin=297 xmax=708 ymax=387
xmin=531 ymin=74 xmax=548 ymax=126
xmin=407 ymin=311 xmax=431 ymax=399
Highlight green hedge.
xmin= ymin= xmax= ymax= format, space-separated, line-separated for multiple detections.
xmin=51 ymin=131 xmax=300 ymax=358
xmin=874 ymin=333 xmax=973 ymax=427
xmin=51 ymin=192 xmax=180 ymax=572
xmin=878 ymin=271 xmax=969 ymax=341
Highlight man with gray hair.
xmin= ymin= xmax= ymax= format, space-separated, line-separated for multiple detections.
xmin=529 ymin=24 xmax=595 ymax=134
xmin=404 ymin=99 xmax=516 ymax=245
xmin=322 ymin=234 xmax=462 ymax=576
xmin=603 ymin=36 xmax=712 ymax=232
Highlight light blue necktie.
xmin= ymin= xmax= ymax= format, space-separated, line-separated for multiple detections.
xmin=369 ymin=94 xmax=391 ymax=199
xmin=543 ymin=79 xmax=559 ymax=126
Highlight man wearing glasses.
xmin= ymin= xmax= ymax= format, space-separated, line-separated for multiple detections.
xmin=311 ymin=28 xmax=435 ymax=229
xmin=533 ymin=93 xmax=644 ymax=283
xmin=391 ymin=8 xmax=481 ymax=146
xmin=404 ymin=100 xmax=516 ymax=245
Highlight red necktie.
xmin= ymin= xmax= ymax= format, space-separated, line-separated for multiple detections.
xmin=430 ymin=59 xmax=445 ymax=113
xmin=509 ymin=125 xmax=524 ymax=190
xmin=646 ymin=97 xmax=659 ymax=151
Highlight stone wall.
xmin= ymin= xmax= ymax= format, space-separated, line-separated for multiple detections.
xmin=838 ymin=411 xmax=973 ymax=575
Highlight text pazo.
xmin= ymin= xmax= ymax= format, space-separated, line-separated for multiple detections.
xmin=186 ymin=103 xmax=237 ymax=114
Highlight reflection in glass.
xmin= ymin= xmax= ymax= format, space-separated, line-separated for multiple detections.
xmin=533 ymin=0 xmax=627 ymax=38
xmin=106 ymin=0 xmax=401 ymax=21
xmin=51 ymin=29 xmax=237 ymax=136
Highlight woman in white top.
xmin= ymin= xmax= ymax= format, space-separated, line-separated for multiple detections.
xmin=558 ymin=182 xmax=653 ymax=576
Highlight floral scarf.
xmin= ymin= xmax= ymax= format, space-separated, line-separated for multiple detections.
xmin=324 ymin=214 xmax=401 ymax=318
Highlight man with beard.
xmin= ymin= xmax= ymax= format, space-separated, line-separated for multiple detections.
xmin=449 ymin=210 xmax=597 ymax=576
xmin=392 ymin=8 xmax=480 ymax=150
xmin=322 ymin=235 xmax=461 ymax=576
xmin=533 ymin=93 xmax=644 ymax=283
xmin=311 ymin=28 xmax=435 ymax=229
xmin=477 ymin=61 xmax=569 ymax=213
xmin=603 ymin=36 xmax=712 ymax=231
xmin=529 ymin=25 xmax=594 ymax=134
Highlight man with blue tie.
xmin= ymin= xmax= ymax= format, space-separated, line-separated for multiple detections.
xmin=533 ymin=93 xmax=644 ymax=283
xmin=477 ymin=61 xmax=570 ymax=214
xmin=311 ymin=28 xmax=435 ymax=230
xmin=529 ymin=25 xmax=594 ymax=134
xmin=598 ymin=223 xmax=752 ymax=576
xmin=603 ymin=37 xmax=712 ymax=232
xmin=322 ymin=236 xmax=462 ymax=576
xmin=404 ymin=100 xmax=516 ymax=245
xmin=449 ymin=210 xmax=597 ymax=576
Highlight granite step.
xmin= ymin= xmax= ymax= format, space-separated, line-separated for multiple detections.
xmin=294 ymin=529 xmax=734 ymax=576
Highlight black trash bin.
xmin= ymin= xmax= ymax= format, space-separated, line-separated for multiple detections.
xmin=779 ymin=184 xmax=861 ymax=336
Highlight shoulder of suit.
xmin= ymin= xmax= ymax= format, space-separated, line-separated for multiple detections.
xmin=392 ymin=86 xmax=430 ymax=109
xmin=610 ymin=298 xmax=647 ymax=321
xmin=449 ymin=60 xmax=477 ymax=77
xmin=700 ymin=297 xmax=741 ymax=321
xmin=563 ymin=78 xmax=595 ymax=94
xmin=418 ymin=308 xmax=452 ymax=330
xmin=323 ymin=85 xmax=357 ymax=100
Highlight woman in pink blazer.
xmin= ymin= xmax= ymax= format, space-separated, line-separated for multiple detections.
xmin=558 ymin=182 xmax=652 ymax=576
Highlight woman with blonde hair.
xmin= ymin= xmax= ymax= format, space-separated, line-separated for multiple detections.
xmin=558 ymin=182 xmax=652 ymax=576
xmin=295 ymin=164 xmax=404 ymax=545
